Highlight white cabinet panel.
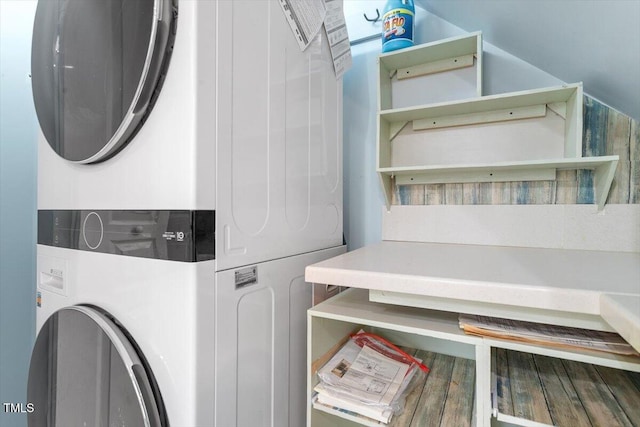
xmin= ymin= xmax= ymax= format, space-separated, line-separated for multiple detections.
xmin=215 ymin=246 xmax=345 ymax=427
xmin=216 ymin=1 xmax=343 ymax=271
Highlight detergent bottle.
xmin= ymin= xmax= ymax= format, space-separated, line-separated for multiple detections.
xmin=381 ymin=0 xmax=415 ymax=52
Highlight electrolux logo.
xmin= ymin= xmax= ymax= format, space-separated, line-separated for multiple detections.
xmin=3 ymin=402 xmax=35 ymax=414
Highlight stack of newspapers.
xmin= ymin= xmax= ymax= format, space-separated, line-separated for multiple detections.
xmin=312 ymin=331 xmax=425 ymax=425
xmin=459 ymin=314 xmax=640 ymax=356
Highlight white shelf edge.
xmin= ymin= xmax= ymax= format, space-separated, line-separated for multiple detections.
xmin=485 ymin=338 xmax=640 ymax=373
xmin=379 ymin=83 xmax=582 ymax=122
xmin=378 ymin=156 xmax=619 ymax=174
xmin=368 ymin=290 xmax=614 ymax=334
xmin=312 ymin=399 xmax=385 ymax=427
xmin=600 ymin=294 xmax=640 ymax=353
xmin=309 ymin=288 xmax=482 ymax=345
xmin=378 ymin=156 xmax=619 ymax=211
xmin=379 ymin=31 xmax=482 ymax=72
xmin=494 ymin=412 xmax=553 ymax=427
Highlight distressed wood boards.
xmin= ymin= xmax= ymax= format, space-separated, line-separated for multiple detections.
xmin=505 ymin=350 xmax=554 ymax=424
xmin=631 ymin=119 xmax=640 ymax=203
xmin=592 ymin=365 xmax=640 ymax=426
xmin=493 ymin=348 xmax=640 ymax=426
xmin=389 ymin=350 xmax=475 ymax=427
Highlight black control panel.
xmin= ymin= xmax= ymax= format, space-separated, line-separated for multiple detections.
xmin=38 ymin=210 xmax=215 ymax=262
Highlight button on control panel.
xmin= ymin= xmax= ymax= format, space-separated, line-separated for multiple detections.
xmin=82 ymin=212 xmax=104 ymax=250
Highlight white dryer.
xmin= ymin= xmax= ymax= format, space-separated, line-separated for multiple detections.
xmin=29 ymin=0 xmax=344 ymax=426
xmin=34 ymin=0 xmax=343 ymax=268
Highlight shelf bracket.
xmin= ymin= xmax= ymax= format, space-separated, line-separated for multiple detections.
xmin=397 ymin=54 xmax=474 ymax=80
xmin=389 ymin=121 xmax=409 ymax=141
xmin=395 ymin=168 xmax=556 ymax=185
xmin=378 ymin=172 xmax=393 ymax=211
xmin=547 ymin=102 xmax=566 ymax=119
xmin=413 ymin=104 xmax=547 ymax=131
xmin=594 ymin=158 xmax=619 ymax=211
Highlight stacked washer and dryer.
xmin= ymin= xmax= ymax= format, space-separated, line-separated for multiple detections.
xmin=27 ymin=1 xmax=344 ymax=426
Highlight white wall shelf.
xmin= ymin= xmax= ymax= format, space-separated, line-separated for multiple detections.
xmin=378 ymin=32 xmax=483 ymax=111
xmin=378 ymin=84 xmax=583 ymax=156
xmin=379 ymin=155 xmax=619 ymax=210
xmin=376 ymin=81 xmax=619 ymax=210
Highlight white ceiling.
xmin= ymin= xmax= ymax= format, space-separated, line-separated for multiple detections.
xmin=416 ymin=0 xmax=640 ymax=121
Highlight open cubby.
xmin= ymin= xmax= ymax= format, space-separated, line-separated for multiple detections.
xmin=307 ymin=289 xmax=640 ymax=427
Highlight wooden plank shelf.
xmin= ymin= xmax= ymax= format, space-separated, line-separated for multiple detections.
xmin=493 ymin=348 xmax=640 ymax=427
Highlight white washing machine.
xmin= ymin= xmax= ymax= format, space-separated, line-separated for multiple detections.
xmin=28 ymin=0 xmax=344 ymax=426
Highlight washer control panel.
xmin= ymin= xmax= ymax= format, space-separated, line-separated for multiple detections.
xmin=38 ymin=210 xmax=215 ymax=262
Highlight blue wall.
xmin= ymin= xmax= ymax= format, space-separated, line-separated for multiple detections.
xmin=0 ymin=2 xmax=37 ymax=426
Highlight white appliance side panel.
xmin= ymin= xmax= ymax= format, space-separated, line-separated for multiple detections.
xmin=228 ymin=0 xmax=271 ymax=238
xmin=35 ymin=245 xmax=216 ymax=427
xmin=216 ymin=0 xmax=343 ymax=270
xmin=37 ymin=2 xmax=216 ymax=210
xmin=214 ymin=245 xmax=345 ymax=427
xmin=194 ymin=0 xmax=218 ymax=210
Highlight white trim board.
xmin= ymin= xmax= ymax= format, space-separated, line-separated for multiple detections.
xmin=382 ymin=204 xmax=640 ymax=253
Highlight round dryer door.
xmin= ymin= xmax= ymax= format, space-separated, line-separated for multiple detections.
xmin=27 ymin=306 xmax=167 ymax=427
xmin=31 ymin=0 xmax=177 ymax=163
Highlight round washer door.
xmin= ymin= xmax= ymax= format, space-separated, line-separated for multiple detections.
xmin=27 ymin=306 xmax=166 ymax=427
xmin=31 ymin=0 xmax=176 ymax=163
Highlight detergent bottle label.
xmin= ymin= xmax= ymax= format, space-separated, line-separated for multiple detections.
xmin=382 ymin=8 xmax=414 ymax=45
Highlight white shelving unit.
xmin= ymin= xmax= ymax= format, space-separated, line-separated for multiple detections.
xmin=305 ymin=241 xmax=640 ymax=426
xmin=310 ymin=31 xmax=635 ymax=427
xmin=306 ymin=241 xmax=640 ymax=341
xmin=376 ymin=36 xmax=619 ymax=210
xmin=307 ymin=290 xmax=640 ymax=427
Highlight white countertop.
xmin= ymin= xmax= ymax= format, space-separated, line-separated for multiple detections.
xmin=305 ymin=241 xmax=640 ymax=350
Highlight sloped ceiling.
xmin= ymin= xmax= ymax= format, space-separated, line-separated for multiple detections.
xmin=416 ymin=0 xmax=640 ymax=121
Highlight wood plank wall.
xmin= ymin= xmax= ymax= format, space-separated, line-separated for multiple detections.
xmin=494 ymin=348 xmax=640 ymax=427
xmin=392 ymin=96 xmax=640 ymax=206
xmin=391 ymin=350 xmax=475 ymax=427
